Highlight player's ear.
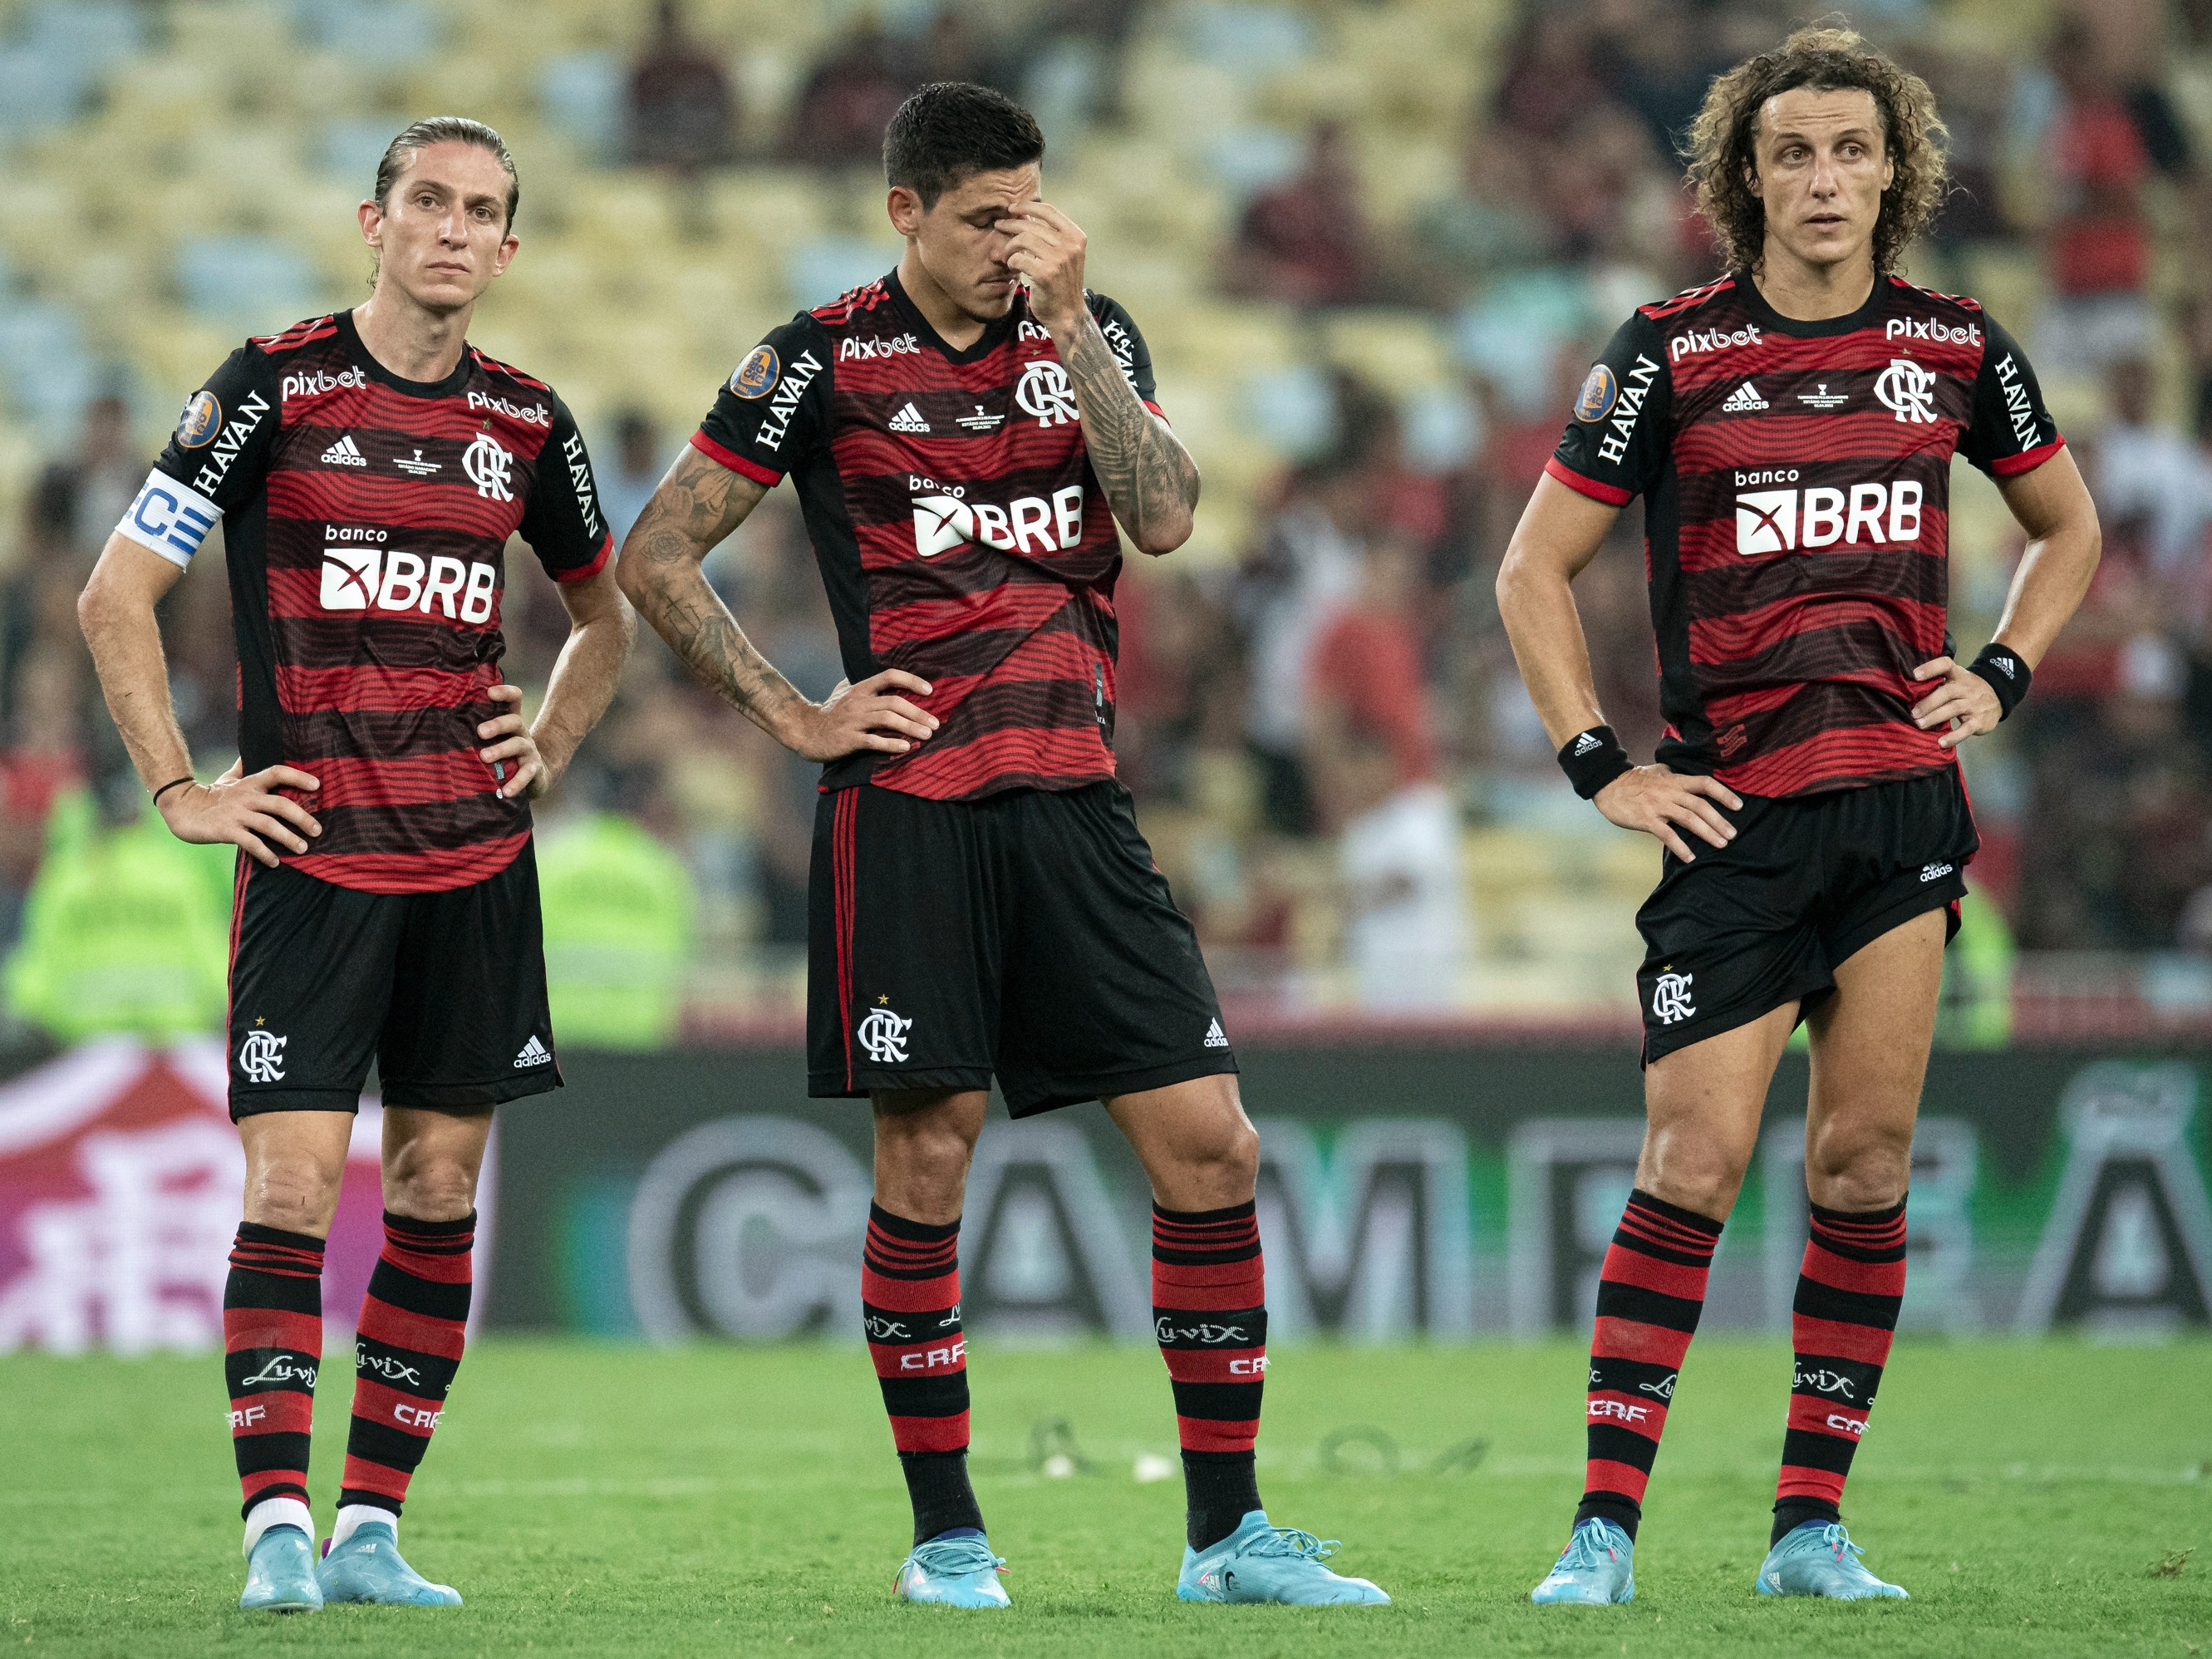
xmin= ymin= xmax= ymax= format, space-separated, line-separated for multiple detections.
xmin=493 ymin=229 xmax=519 ymax=276
xmin=887 ymin=185 xmax=925 ymax=239
xmin=358 ymin=198 xmax=383 ymax=249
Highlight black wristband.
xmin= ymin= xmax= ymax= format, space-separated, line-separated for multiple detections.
xmin=1965 ymin=643 xmax=2031 ymax=721
xmin=1558 ymin=725 xmax=1634 ymax=800
xmin=150 ymin=775 xmax=195 ymax=805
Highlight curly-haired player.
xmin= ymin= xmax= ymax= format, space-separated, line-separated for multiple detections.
xmin=1499 ymin=27 xmax=2100 ymax=1603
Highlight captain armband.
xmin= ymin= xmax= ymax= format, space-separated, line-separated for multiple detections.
xmin=114 ymin=470 xmax=221 ymax=568
xmin=1558 ymin=725 xmax=1634 ymax=800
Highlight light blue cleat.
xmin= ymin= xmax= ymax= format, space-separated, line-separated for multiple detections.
xmin=1755 ymin=1521 xmax=1907 ymax=1600
xmin=1176 ymin=1510 xmax=1389 ymax=1605
xmin=893 ymin=1532 xmax=1010 ymax=1607
xmin=316 ymin=1521 xmax=462 ymax=1607
xmin=239 ymin=1524 xmax=322 ymax=1612
xmin=1531 ymin=1517 xmax=1635 ymax=1605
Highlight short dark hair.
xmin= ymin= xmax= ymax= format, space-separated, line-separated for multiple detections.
xmin=882 ymin=82 xmax=1044 ymax=209
xmin=373 ymin=116 xmax=520 ymax=229
xmin=1685 ymin=25 xmax=1946 ymax=277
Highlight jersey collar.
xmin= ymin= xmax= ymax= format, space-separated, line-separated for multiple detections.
xmin=885 ymin=268 xmax=1021 ymax=366
xmin=336 ymin=308 xmax=474 ymax=399
xmin=1733 ymin=270 xmax=1894 ymax=338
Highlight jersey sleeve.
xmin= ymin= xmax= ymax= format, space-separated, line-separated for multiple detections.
xmin=691 ymin=316 xmax=833 ymax=485
xmin=1961 ymin=314 xmax=2065 ymax=479
xmin=114 ymin=344 xmax=279 ymax=567
xmin=519 ymin=396 xmax=614 ymax=583
xmin=1545 ymin=312 xmax=1673 ymax=507
xmin=1086 ymin=291 xmax=1163 ymax=418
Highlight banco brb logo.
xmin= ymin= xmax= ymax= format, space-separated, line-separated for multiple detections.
xmin=857 ymin=1006 xmax=912 ymax=1063
xmin=238 ymin=1030 xmax=287 ymax=1081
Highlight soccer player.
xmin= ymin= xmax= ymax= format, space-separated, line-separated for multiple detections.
xmin=77 ymin=119 xmax=632 ymax=1612
xmin=1499 ymin=27 xmax=2100 ymax=1603
xmin=618 ymin=83 xmax=1386 ymax=1608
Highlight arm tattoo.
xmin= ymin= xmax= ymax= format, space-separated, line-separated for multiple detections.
xmin=1058 ymin=313 xmax=1200 ymax=550
xmin=618 ymin=451 xmax=808 ymax=736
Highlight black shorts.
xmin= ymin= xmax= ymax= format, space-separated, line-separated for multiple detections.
xmin=808 ymin=780 xmax=1236 ymax=1115
xmin=1634 ymin=767 xmax=1977 ymax=1065
xmin=227 ymin=842 xmax=561 ymax=1120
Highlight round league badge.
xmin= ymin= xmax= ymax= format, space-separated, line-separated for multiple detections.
xmin=730 ymin=344 xmax=779 ymax=399
xmin=176 ymin=389 xmax=222 ymax=448
xmin=1573 ymin=363 xmax=1617 ymax=424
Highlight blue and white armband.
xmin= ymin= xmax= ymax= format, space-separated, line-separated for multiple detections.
xmin=115 ymin=470 xmax=220 ymax=567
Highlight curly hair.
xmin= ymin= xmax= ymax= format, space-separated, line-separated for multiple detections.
xmin=1684 ymin=24 xmax=1947 ymax=277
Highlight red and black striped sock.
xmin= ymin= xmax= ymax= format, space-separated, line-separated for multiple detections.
xmin=1153 ymin=1200 xmax=1267 ymax=1551
xmin=225 ymin=1222 xmax=326 ymax=1529
xmin=1575 ymin=1188 xmax=1723 ymax=1541
xmin=863 ymin=1204 xmax=983 ymax=1545
xmin=1773 ymin=1195 xmax=1907 ymax=1543
xmin=338 ymin=1211 xmax=472 ymax=1518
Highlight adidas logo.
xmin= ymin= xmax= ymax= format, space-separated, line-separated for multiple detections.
xmin=1988 ymin=654 xmax=2016 ymax=678
xmin=1720 ymin=381 xmax=1767 ymax=412
xmin=1572 ymin=732 xmax=1602 ymax=756
xmin=1203 ymin=1018 xmax=1230 ymax=1050
xmin=888 ymin=402 xmax=931 ymax=433
xmin=514 ymin=1035 xmax=552 ymax=1069
xmin=320 ymin=434 xmax=368 ymax=466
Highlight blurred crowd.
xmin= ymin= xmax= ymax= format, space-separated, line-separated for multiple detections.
xmin=11 ymin=0 xmax=2212 ymax=1024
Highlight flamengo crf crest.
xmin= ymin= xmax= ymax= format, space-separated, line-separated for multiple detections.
xmin=464 ymin=431 xmax=514 ymax=500
xmin=1873 ymin=357 xmax=1939 ymax=424
xmin=1650 ymin=972 xmax=1695 ymax=1025
xmin=856 ymin=1006 xmax=912 ymax=1063
xmin=238 ymin=1028 xmax=287 ymax=1081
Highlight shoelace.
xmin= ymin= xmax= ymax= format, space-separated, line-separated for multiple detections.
xmin=908 ymin=1535 xmax=1007 ymax=1578
xmin=1813 ymin=1524 xmax=1866 ymax=1565
xmin=1556 ymin=1522 xmax=1625 ymax=1572
xmin=1231 ymin=1526 xmax=1339 ymax=1563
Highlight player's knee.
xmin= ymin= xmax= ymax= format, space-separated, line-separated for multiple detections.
xmin=1806 ymin=1126 xmax=1911 ymax=1210
xmin=383 ymin=1160 xmax=479 ymax=1223
xmin=245 ymin=1157 xmax=342 ymax=1235
xmin=1638 ymin=1132 xmax=1750 ymax=1219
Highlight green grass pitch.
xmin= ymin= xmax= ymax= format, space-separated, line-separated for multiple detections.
xmin=2 ymin=1338 xmax=2207 ymax=1656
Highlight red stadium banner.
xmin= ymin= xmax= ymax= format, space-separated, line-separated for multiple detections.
xmin=0 ymin=1040 xmax=489 ymax=1354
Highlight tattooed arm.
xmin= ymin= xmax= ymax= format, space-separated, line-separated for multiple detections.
xmin=616 ymin=446 xmax=938 ymax=761
xmin=999 ymin=202 xmax=1200 ymax=555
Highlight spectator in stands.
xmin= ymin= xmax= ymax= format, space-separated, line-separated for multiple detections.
xmin=0 ymin=646 xmax=86 ymax=947
xmin=1231 ymin=463 xmax=1365 ymax=835
xmin=1493 ymin=11 xmax=1608 ymax=141
xmin=27 ymin=393 xmax=138 ymax=572
xmin=597 ymin=411 xmax=666 ymax=544
xmin=625 ymin=0 xmax=737 ymax=170
xmin=1410 ymin=127 xmax=1554 ymax=306
xmin=2040 ymin=18 xmax=2157 ymax=376
xmin=2093 ymin=359 xmax=2210 ymax=590
xmin=1225 ymin=121 xmax=1370 ymax=308
xmin=787 ymin=16 xmax=911 ymax=167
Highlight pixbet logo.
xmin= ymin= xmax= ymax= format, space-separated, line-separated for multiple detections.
xmin=839 ymin=332 xmax=919 ymax=361
xmin=1885 ymin=316 xmax=1981 ymax=347
xmin=911 ymin=475 xmax=1085 ymax=559
xmin=282 ymin=367 xmax=365 ymax=401
xmin=1669 ymin=322 xmax=1762 ymax=362
xmin=1733 ymin=474 xmax=1924 ymax=556
xmin=320 ymin=546 xmax=499 ymax=623
xmin=468 ymin=391 xmax=549 ymax=425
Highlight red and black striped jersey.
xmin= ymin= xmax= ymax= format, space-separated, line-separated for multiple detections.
xmin=1546 ymin=273 xmax=2064 ymax=798
xmin=116 ymin=308 xmax=611 ymax=893
xmin=691 ymin=269 xmax=1159 ymax=800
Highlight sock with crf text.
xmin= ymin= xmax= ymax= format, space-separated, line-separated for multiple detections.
xmin=225 ymin=1222 xmax=326 ymax=1549
xmin=1152 ymin=1200 xmax=1268 ymax=1552
xmin=339 ymin=1211 xmax=473 ymax=1519
xmin=863 ymin=1204 xmax=983 ymax=1546
xmin=1576 ymin=1188 xmax=1723 ymax=1542
xmin=1772 ymin=1196 xmax=1908 ymax=1544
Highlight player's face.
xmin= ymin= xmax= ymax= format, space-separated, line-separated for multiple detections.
xmin=361 ymin=142 xmax=520 ymax=314
xmin=1748 ymin=87 xmax=1894 ymax=275
xmin=897 ymin=163 xmax=1044 ymax=324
